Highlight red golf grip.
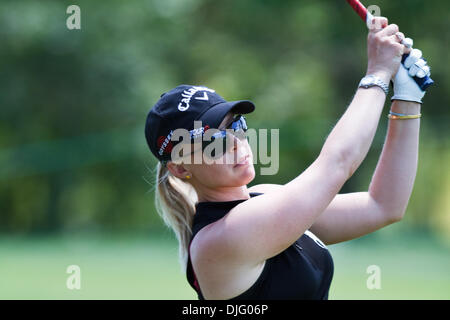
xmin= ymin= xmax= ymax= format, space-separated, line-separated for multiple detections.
xmin=346 ymin=0 xmax=367 ymax=21
xmin=346 ymin=0 xmax=434 ymax=90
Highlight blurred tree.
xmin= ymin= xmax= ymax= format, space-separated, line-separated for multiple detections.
xmin=0 ymin=0 xmax=448 ymax=240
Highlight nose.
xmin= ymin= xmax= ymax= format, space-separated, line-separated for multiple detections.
xmin=226 ymin=132 xmax=248 ymax=163
xmin=226 ymin=131 xmax=245 ymax=152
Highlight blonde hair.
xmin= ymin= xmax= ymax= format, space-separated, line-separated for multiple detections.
xmin=153 ymin=161 xmax=198 ymax=270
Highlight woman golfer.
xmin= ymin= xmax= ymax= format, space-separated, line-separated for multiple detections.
xmin=144 ymin=16 xmax=431 ymax=299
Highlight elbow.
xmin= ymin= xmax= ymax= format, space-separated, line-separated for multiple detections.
xmin=387 ymin=199 xmax=412 ymax=224
xmin=384 ymin=208 xmax=406 ymax=224
xmin=371 ymin=194 xmax=409 ymax=225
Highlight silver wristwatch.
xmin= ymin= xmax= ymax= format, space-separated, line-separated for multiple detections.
xmin=359 ymin=75 xmax=389 ymax=95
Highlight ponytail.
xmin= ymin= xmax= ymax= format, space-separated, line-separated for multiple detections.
xmin=154 ymin=162 xmax=198 ymax=270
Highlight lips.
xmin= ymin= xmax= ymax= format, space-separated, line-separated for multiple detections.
xmin=235 ymin=155 xmax=250 ymax=167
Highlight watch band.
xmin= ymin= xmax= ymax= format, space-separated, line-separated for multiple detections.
xmin=359 ymin=75 xmax=390 ymax=95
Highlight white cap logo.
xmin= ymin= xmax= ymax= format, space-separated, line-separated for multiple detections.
xmin=177 ymin=86 xmax=215 ymax=112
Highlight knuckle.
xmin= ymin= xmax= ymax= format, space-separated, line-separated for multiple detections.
xmin=395 ymin=44 xmax=404 ymax=54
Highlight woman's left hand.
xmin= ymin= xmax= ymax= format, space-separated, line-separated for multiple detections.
xmin=391 ymin=47 xmax=432 ymax=104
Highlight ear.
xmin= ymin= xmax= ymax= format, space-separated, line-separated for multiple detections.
xmin=166 ymin=161 xmax=190 ymax=179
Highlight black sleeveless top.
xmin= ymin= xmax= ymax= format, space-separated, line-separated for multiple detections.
xmin=186 ymin=192 xmax=334 ymax=300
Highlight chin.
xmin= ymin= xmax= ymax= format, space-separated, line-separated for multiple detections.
xmin=235 ymin=164 xmax=255 ymax=184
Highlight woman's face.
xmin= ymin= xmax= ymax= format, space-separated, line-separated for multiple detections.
xmin=169 ymin=111 xmax=255 ymax=192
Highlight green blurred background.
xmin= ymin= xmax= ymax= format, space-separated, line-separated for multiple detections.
xmin=0 ymin=0 xmax=449 ymax=299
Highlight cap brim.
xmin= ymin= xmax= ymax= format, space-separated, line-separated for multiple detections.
xmin=197 ymin=100 xmax=255 ymax=129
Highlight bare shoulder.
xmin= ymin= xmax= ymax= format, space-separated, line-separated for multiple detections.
xmin=188 ymin=184 xmax=282 ymax=299
xmin=190 ymin=224 xmax=266 ymax=299
xmin=189 ymin=158 xmax=348 ymax=297
xmin=247 ymin=183 xmax=283 ymax=194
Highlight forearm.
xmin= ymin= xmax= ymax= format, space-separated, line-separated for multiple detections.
xmin=368 ymin=100 xmax=421 ymax=220
xmin=321 ymin=17 xmax=414 ymax=180
xmin=321 ymin=80 xmax=388 ymax=177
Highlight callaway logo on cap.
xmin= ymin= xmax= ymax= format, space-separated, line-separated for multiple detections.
xmin=145 ymin=84 xmax=256 ymax=162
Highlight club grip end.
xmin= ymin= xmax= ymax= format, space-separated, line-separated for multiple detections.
xmin=401 ymin=54 xmax=435 ymax=91
xmin=416 ymin=76 xmax=434 ymax=91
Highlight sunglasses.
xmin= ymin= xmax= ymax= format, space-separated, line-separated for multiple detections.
xmin=209 ymin=114 xmax=247 ymax=140
xmin=161 ymin=114 xmax=248 ymax=166
xmin=198 ymin=114 xmax=248 ymax=159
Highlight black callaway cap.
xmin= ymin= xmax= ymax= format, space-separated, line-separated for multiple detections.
xmin=145 ymin=84 xmax=256 ymax=162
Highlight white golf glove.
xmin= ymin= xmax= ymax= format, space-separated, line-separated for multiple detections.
xmin=391 ymin=47 xmax=431 ymax=104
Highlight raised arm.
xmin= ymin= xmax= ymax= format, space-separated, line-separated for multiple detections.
xmin=195 ymin=17 xmax=409 ymax=265
xmin=307 ymin=100 xmax=422 ymax=245
xmin=369 ymin=100 xmax=420 ymax=218
xmin=370 ymin=47 xmax=430 ymax=218
xmin=307 ymin=46 xmax=431 ymax=245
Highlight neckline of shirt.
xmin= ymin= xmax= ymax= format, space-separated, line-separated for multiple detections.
xmin=195 ymin=192 xmax=262 ymax=208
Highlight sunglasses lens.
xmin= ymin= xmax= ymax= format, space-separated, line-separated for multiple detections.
xmin=198 ymin=115 xmax=248 ymax=159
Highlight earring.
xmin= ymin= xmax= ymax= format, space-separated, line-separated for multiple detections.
xmin=185 ymin=175 xmax=191 ymax=179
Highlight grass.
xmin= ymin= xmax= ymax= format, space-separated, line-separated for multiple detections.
xmin=329 ymin=236 xmax=450 ymax=299
xmin=0 ymin=230 xmax=449 ymax=299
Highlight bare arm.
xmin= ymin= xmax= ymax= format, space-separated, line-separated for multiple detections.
xmin=368 ymin=100 xmax=420 ymax=219
xmin=308 ymin=100 xmax=421 ymax=244
xmin=324 ymin=20 xmax=408 ymax=178
xmin=321 ymin=82 xmax=388 ymax=178
xmin=196 ymin=20 xmax=411 ymax=265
